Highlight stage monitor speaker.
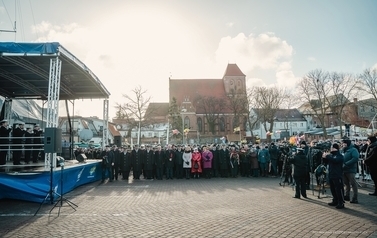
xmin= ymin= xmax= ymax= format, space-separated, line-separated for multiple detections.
xmin=114 ymin=135 xmax=122 ymax=147
xmin=44 ymin=128 xmax=62 ymax=153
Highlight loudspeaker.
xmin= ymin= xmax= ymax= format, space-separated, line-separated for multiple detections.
xmin=114 ymin=135 xmax=121 ymax=147
xmin=44 ymin=128 xmax=62 ymax=153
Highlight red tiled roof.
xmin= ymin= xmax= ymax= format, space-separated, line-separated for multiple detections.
xmin=169 ymin=78 xmax=233 ymax=114
xmin=108 ymin=122 xmax=121 ymax=136
xmin=223 ymin=64 xmax=245 ymax=77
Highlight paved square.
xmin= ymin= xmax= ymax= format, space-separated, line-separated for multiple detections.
xmin=0 ymin=177 xmax=376 ymax=237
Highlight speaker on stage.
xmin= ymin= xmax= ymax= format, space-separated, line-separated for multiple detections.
xmin=44 ymin=128 xmax=62 ymax=153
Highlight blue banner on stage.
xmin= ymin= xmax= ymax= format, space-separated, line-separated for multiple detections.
xmin=0 ymin=161 xmax=102 ymax=203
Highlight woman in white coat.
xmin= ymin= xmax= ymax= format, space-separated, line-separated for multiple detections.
xmin=182 ymin=146 xmax=192 ymax=179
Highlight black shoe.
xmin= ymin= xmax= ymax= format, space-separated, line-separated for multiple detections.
xmin=350 ymin=199 xmax=358 ymax=204
xmin=336 ymin=204 xmax=344 ymax=209
xmin=344 ymin=196 xmax=350 ymax=201
xmin=369 ymin=193 xmax=377 ymax=196
xmin=302 ymin=195 xmax=307 ymax=198
xmin=293 ymin=195 xmax=300 ymax=199
xmin=328 ymin=202 xmax=337 ymax=206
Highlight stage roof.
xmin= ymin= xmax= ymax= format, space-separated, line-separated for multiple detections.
xmin=0 ymin=42 xmax=110 ymax=100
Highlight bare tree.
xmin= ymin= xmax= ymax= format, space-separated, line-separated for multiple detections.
xmin=115 ymin=85 xmax=151 ymax=145
xmin=359 ymin=67 xmax=377 ymax=101
xmin=297 ymin=69 xmax=331 ymax=137
xmin=195 ymin=95 xmax=226 ymax=134
xmin=252 ymin=86 xmax=288 ymax=141
xmin=328 ymin=72 xmax=361 ymax=137
xmin=227 ymin=89 xmax=248 ymax=131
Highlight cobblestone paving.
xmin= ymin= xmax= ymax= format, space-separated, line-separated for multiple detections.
xmin=0 ymin=176 xmax=376 ymax=238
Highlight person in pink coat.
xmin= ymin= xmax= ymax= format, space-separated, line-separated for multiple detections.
xmin=201 ymin=145 xmax=213 ymax=179
xmin=191 ymin=147 xmax=202 ymax=178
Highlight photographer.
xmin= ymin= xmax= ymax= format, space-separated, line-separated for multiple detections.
xmin=323 ymin=143 xmax=345 ymax=209
xmin=101 ymin=145 xmax=114 ymax=183
xmin=290 ymin=147 xmax=308 ymax=199
xmin=364 ymin=136 xmax=377 ymax=196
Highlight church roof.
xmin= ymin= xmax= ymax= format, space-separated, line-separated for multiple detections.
xmin=169 ymin=78 xmax=233 ymax=114
xmin=223 ymin=64 xmax=246 ymax=77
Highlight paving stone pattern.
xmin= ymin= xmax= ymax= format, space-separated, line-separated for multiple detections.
xmin=0 ymin=176 xmax=376 ymax=238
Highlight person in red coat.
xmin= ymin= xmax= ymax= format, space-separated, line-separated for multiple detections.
xmin=191 ymin=147 xmax=202 ymax=178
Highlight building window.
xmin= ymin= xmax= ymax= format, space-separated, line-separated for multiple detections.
xmin=300 ymin=123 xmax=303 ymax=127
xmin=219 ymin=117 xmax=225 ymax=132
xmin=197 ymin=117 xmax=203 ymax=132
xmin=184 ymin=116 xmax=190 ymax=129
xmin=232 ymin=117 xmax=239 ymax=130
xmin=292 ymin=122 xmax=297 ymax=127
xmin=148 ymin=132 xmax=152 ymax=137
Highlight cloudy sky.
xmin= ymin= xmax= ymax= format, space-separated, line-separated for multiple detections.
xmin=1 ymin=0 xmax=376 ymax=118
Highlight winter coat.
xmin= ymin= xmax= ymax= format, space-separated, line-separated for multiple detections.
xmin=143 ymin=149 xmax=155 ymax=170
xmin=218 ymin=148 xmax=230 ymax=170
xmin=182 ymin=151 xmax=192 ymax=168
xmin=365 ymin=142 xmax=377 ymax=169
xmin=191 ymin=151 xmax=202 ymax=173
xmin=290 ymin=151 xmax=308 ymax=177
xmin=258 ymin=148 xmax=270 ymax=164
xmin=201 ymin=150 xmax=213 ymax=169
xmin=325 ymin=151 xmax=344 ymax=179
xmin=342 ymin=144 xmax=359 ymax=174
xmin=249 ymin=150 xmax=259 ymax=169
xmin=269 ymin=145 xmax=279 ymax=160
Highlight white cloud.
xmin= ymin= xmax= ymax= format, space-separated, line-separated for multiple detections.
xmin=226 ymin=22 xmax=234 ymax=27
xmin=372 ymin=63 xmax=377 ymax=70
xmin=307 ymin=57 xmax=316 ymax=61
xmin=32 ymin=16 xmax=297 ymax=118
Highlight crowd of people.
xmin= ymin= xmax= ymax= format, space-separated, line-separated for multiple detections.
xmin=0 ymin=120 xmax=44 ymax=165
xmin=78 ymin=135 xmax=377 ymax=210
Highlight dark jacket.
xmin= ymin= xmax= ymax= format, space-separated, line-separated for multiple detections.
xmin=0 ymin=125 xmax=12 ymax=147
xmin=269 ymin=145 xmax=279 ymax=160
xmin=365 ymin=142 xmax=377 ymax=169
xmin=325 ymin=151 xmax=344 ymax=179
xmin=290 ymin=150 xmax=308 ymax=177
xmin=143 ymin=149 xmax=155 ymax=170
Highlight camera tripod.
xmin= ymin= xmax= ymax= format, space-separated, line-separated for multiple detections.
xmin=279 ymin=155 xmax=293 ymax=189
xmin=34 ymin=158 xmax=78 ymax=216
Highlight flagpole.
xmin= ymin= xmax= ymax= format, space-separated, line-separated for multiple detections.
xmin=166 ymin=118 xmax=169 ymax=145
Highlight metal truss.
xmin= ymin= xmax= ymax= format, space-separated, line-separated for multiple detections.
xmin=103 ymin=99 xmax=109 ymax=148
xmin=44 ymin=57 xmax=62 ymax=169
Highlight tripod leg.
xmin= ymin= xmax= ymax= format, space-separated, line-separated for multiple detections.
xmin=34 ymin=191 xmax=53 ymax=216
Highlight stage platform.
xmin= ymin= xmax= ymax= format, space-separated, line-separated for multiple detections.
xmin=0 ymin=160 xmax=102 ymax=203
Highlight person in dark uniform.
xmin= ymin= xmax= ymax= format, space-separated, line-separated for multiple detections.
xmin=131 ymin=144 xmax=143 ymax=180
xmin=0 ymin=120 xmax=12 ymax=165
xmin=143 ymin=145 xmax=155 ymax=180
xmin=102 ymin=145 xmax=114 ymax=182
xmin=210 ymin=144 xmax=219 ymax=178
xmin=218 ymin=144 xmax=230 ymax=178
xmin=174 ymin=145 xmax=184 ymax=179
xmin=12 ymin=122 xmax=26 ymax=165
xmin=290 ymin=147 xmax=308 ymax=199
xmin=165 ymin=146 xmax=175 ymax=179
xmin=323 ymin=143 xmax=345 ymax=209
xmin=112 ymin=145 xmax=121 ymax=181
xmin=24 ymin=127 xmax=34 ymax=164
xmin=121 ymin=146 xmax=132 ymax=180
xmin=32 ymin=124 xmax=43 ymax=163
xmin=154 ymin=145 xmax=165 ymax=180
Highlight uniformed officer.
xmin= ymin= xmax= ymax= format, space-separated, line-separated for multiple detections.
xmin=0 ymin=120 xmax=12 ymax=165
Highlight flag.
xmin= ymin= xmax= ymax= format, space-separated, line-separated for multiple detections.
xmin=184 ymin=128 xmax=190 ymax=135
xmin=233 ymin=126 xmax=240 ymax=133
xmin=172 ymin=129 xmax=180 ymax=135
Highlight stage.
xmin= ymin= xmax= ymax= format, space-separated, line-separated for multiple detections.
xmin=0 ymin=160 xmax=102 ymax=203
